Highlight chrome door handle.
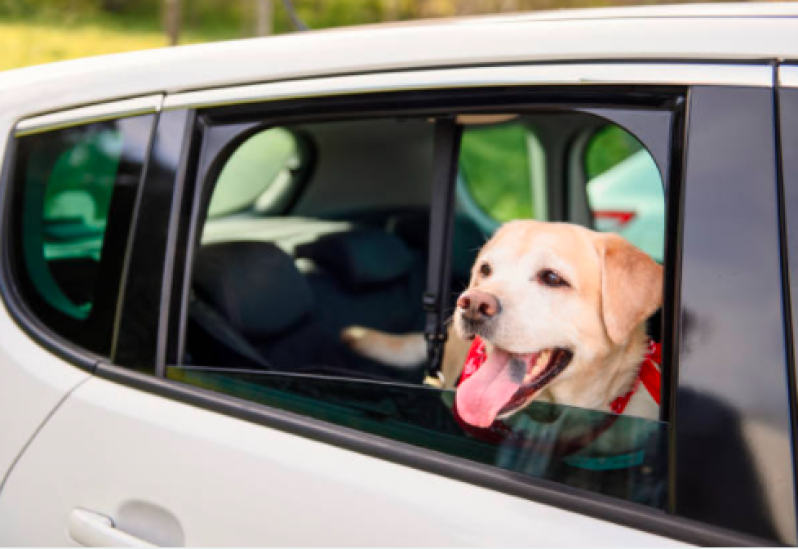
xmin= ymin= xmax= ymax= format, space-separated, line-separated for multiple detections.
xmin=68 ymin=508 xmax=155 ymax=547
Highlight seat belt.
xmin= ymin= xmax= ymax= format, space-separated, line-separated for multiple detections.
xmin=188 ymin=294 xmax=274 ymax=371
xmin=423 ymin=117 xmax=463 ymax=387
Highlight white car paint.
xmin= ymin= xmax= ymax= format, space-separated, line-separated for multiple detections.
xmin=0 ymin=375 xmax=684 ymax=546
xmin=0 ymin=302 xmax=89 ymax=492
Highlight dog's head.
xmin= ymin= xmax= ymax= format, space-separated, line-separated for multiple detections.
xmin=454 ymin=220 xmax=663 ymax=427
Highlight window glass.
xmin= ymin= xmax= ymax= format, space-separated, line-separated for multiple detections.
xmin=585 ymin=126 xmax=665 ymax=262
xmin=11 ymin=115 xmax=153 ymax=354
xmin=168 ymin=367 xmax=667 ymax=508
xmin=209 ymin=128 xmax=301 ymax=218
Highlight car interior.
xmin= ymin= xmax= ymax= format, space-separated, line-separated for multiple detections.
xmin=181 ymin=111 xmax=666 ymax=387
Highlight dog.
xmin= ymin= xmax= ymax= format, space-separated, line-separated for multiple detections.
xmin=343 ymin=220 xmax=663 ymax=428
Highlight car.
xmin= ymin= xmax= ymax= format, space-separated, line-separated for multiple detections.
xmin=1 ymin=3 xmax=798 ymax=545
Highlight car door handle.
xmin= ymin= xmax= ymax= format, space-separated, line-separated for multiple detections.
xmin=68 ymin=508 xmax=155 ymax=547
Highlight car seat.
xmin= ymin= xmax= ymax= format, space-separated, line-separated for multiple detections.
xmin=187 ymin=239 xmax=427 ymax=383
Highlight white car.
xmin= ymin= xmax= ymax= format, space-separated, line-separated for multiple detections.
xmin=1 ymin=3 xmax=798 ymax=546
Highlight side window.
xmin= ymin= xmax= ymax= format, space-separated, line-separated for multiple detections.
xmin=584 ymin=126 xmax=665 ymax=262
xmin=169 ymin=102 xmax=672 ymax=513
xmin=9 ymin=115 xmax=153 ymax=355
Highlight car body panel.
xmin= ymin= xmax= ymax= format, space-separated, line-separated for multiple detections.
xmin=0 ymin=374 xmax=685 ymax=546
xmin=0 ymin=303 xmax=90 ymax=491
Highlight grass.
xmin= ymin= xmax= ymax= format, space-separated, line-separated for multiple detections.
xmin=0 ymin=15 xmax=234 ymax=72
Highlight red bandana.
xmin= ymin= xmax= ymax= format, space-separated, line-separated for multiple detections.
xmin=458 ymin=336 xmax=661 ymax=414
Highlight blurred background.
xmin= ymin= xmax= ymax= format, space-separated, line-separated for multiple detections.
xmin=0 ymin=0 xmax=776 ymax=72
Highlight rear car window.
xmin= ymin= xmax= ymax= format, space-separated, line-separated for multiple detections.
xmin=9 ymin=115 xmax=153 ymax=355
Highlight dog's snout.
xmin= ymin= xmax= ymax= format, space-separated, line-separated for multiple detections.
xmin=458 ymin=290 xmax=501 ymax=320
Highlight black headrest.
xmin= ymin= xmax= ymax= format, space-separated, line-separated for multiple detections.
xmin=295 ymin=229 xmax=413 ymax=290
xmin=392 ymin=213 xmax=486 ymax=281
xmin=193 ymin=241 xmax=314 ymax=339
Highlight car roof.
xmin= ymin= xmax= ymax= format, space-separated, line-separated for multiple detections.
xmin=1 ymin=2 xmax=797 ymax=130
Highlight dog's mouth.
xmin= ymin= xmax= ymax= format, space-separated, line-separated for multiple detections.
xmin=456 ymin=345 xmax=573 ymax=428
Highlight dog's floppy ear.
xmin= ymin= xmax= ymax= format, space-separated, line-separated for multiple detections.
xmin=597 ymin=234 xmax=663 ymax=345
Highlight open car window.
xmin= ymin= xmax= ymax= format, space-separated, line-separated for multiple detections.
xmin=167 ymin=98 xmax=672 ymax=513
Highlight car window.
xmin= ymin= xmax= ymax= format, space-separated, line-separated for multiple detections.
xmin=585 ymin=126 xmax=665 ymax=262
xmin=9 ymin=115 xmax=154 ymax=355
xmin=164 ymin=102 xmax=674 ymax=512
xmin=209 ymin=127 xmax=302 ymax=218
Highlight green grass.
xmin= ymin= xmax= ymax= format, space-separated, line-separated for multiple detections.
xmin=0 ymin=15 xmax=234 ymax=72
xmin=585 ymin=125 xmax=643 ymax=179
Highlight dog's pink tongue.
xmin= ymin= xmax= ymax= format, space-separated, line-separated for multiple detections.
xmin=456 ymin=347 xmax=521 ymax=428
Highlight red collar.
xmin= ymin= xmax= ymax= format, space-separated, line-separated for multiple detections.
xmin=458 ymin=336 xmax=661 ymax=415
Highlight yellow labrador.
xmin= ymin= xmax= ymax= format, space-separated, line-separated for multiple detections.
xmin=343 ymin=220 xmax=663 ymax=427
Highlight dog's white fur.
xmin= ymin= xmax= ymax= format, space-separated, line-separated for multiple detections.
xmin=343 ymin=220 xmax=663 ymax=420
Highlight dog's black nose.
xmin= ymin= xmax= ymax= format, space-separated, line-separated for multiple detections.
xmin=457 ymin=290 xmax=501 ymax=321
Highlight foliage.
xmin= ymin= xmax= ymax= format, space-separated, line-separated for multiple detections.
xmin=585 ymin=125 xmax=643 ymax=179
xmin=460 ymin=124 xmax=534 ymax=222
xmin=0 ymin=0 xmax=764 ymax=71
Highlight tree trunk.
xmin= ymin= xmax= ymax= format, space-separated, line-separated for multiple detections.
xmin=164 ymin=0 xmax=181 ymax=46
xmin=383 ymin=0 xmax=401 ymax=21
xmin=256 ymin=0 xmax=274 ymax=36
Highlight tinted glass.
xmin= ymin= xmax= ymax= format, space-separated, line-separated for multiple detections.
xmin=168 ymin=366 xmax=667 ymax=508
xmin=12 ymin=115 xmax=153 ymax=354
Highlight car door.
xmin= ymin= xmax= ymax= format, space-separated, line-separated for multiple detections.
xmin=0 ymin=63 xmax=789 ymax=546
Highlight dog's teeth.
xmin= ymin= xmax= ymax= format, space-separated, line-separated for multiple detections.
xmin=521 ymin=350 xmax=553 ymax=385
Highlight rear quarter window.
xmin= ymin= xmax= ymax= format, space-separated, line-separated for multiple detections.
xmin=8 ymin=115 xmax=154 ymax=355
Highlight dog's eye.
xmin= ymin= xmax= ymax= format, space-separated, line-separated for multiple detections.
xmin=479 ymin=263 xmax=492 ymax=277
xmin=537 ymin=269 xmax=569 ymax=288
